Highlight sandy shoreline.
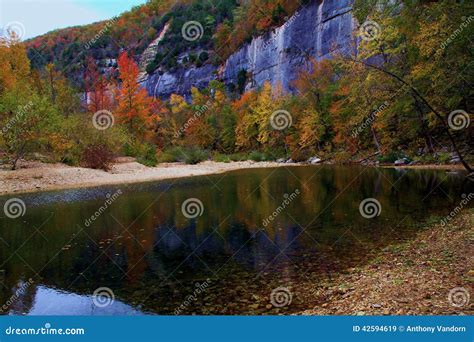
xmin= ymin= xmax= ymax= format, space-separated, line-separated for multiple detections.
xmin=299 ymin=209 xmax=473 ymax=315
xmin=0 ymin=159 xmax=467 ymax=196
xmin=0 ymin=159 xmax=301 ymax=196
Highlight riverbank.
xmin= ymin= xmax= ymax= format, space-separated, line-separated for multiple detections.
xmin=299 ymin=209 xmax=473 ymax=315
xmin=0 ymin=159 xmax=468 ymax=196
xmin=0 ymin=159 xmax=300 ymax=195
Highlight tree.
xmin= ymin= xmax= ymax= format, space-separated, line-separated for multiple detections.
xmin=234 ymin=91 xmax=259 ymax=151
xmin=0 ymin=34 xmax=30 ymax=94
xmin=345 ymin=0 xmax=473 ymax=172
xmin=183 ymin=87 xmax=215 ymax=148
xmin=0 ymin=88 xmax=62 ymax=169
xmin=116 ymin=51 xmax=159 ymax=140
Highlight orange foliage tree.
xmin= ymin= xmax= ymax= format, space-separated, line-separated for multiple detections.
xmin=116 ymin=51 xmax=159 ymax=141
xmin=85 ymin=57 xmax=113 ymax=113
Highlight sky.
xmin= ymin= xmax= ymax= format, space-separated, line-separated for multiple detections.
xmin=0 ymin=0 xmax=148 ymax=39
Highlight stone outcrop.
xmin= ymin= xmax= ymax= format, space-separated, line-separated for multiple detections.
xmin=138 ymin=22 xmax=171 ymax=84
xmin=143 ymin=0 xmax=356 ymax=98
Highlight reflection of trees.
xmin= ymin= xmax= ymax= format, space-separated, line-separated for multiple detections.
xmin=0 ymin=167 xmax=472 ymax=314
xmin=7 ymin=280 xmax=37 ymax=315
xmin=0 ymin=278 xmax=37 ymax=315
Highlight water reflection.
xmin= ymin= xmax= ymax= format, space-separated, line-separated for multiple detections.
xmin=7 ymin=284 xmax=143 ymax=316
xmin=0 ymin=166 xmax=472 ymax=315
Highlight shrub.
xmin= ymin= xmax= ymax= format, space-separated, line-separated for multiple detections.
xmin=182 ymin=147 xmax=208 ymax=164
xmin=81 ymin=144 xmax=115 ymax=171
xmin=231 ymin=153 xmax=247 ymax=161
xmin=437 ymin=152 xmax=451 ymax=164
xmin=262 ymin=147 xmax=286 ymax=161
xmin=124 ymin=141 xmax=158 ymax=167
xmin=212 ymin=153 xmax=231 ymax=163
xmin=157 ymin=147 xmax=182 ymax=163
xmin=248 ymin=151 xmax=267 ymax=162
xmin=137 ymin=144 xmax=158 ymax=167
xmin=237 ymin=69 xmax=247 ymax=94
xmin=199 ymin=51 xmax=209 ymax=62
xmin=157 ymin=146 xmax=208 ymax=164
xmin=54 ymin=115 xmax=128 ymax=167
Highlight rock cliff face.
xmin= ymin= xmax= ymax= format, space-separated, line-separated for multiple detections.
xmin=143 ymin=0 xmax=355 ymax=98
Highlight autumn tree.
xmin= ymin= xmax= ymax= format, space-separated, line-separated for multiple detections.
xmin=116 ymin=51 xmax=159 ymax=140
xmin=183 ymin=87 xmax=215 ymax=148
xmin=0 ymin=37 xmax=63 ymax=169
xmin=84 ymin=56 xmax=113 ymax=113
xmin=234 ymin=91 xmax=259 ymax=151
xmin=0 ymin=33 xmax=30 ymax=93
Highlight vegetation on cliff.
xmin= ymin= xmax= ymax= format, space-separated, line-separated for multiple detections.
xmin=1 ymin=0 xmax=472 ymax=171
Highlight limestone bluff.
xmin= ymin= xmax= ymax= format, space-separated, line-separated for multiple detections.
xmin=141 ymin=0 xmax=356 ymax=99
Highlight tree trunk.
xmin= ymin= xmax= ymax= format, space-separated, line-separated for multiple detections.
xmin=348 ymin=57 xmax=472 ymax=173
xmin=371 ymin=126 xmax=381 ymax=153
xmin=412 ymin=95 xmax=434 ymax=153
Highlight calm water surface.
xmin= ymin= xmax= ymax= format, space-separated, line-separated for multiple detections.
xmin=0 ymin=166 xmax=472 ymax=315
